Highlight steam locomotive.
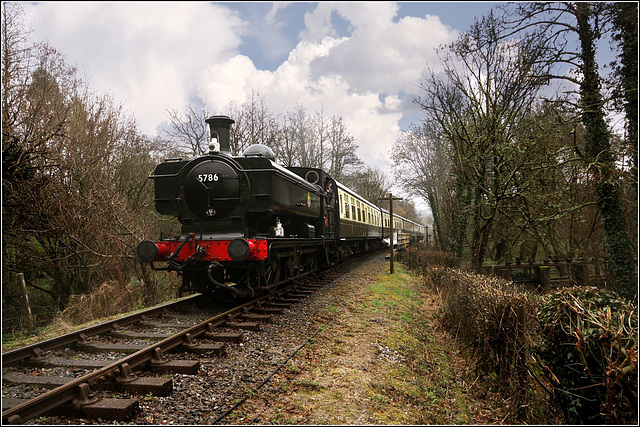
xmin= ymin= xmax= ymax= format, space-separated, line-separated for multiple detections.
xmin=136 ymin=116 xmax=426 ymax=298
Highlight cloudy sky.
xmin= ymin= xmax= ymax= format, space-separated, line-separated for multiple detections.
xmin=20 ymin=2 xmax=502 ymax=218
xmin=21 ymin=2 xmax=498 ymax=161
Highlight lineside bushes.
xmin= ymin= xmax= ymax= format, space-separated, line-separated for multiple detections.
xmin=537 ymin=287 xmax=637 ymax=424
xmin=436 ymin=268 xmax=539 ymax=421
xmin=399 ymin=246 xmax=638 ymax=424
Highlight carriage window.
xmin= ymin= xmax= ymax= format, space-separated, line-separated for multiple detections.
xmin=357 ymin=203 xmax=361 ymax=222
xmin=345 ymin=196 xmax=350 ymax=219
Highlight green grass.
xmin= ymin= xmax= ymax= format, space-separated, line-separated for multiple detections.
xmin=359 ymin=262 xmax=475 ymax=424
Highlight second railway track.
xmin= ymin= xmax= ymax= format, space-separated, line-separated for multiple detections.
xmin=2 ymin=252 xmax=382 ymax=424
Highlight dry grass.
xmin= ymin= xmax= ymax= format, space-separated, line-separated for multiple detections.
xmin=225 ymin=259 xmax=512 ymax=425
xmin=2 ymin=277 xmax=183 ymax=352
xmin=58 ymin=280 xmax=142 ymax=325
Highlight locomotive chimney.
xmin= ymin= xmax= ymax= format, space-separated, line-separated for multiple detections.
xmin=205 ymin=115 xmax=235 ymax=156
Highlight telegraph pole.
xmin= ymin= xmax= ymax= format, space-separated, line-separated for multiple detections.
xmin=379 ymin=193 xmax=402 ymax=274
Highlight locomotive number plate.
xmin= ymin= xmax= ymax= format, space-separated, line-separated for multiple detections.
xmin=197 ymin=173 xmax=222 ymax=183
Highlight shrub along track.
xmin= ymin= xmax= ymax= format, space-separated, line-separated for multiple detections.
xmin=1 ymin=252 xmax=377 ymax=424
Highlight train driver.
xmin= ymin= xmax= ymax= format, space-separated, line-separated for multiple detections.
xmin=325 ymin=180 xmax=334 ymax=205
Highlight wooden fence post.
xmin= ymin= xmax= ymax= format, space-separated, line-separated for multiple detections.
xmin=18 ymin=273 xmax=35 ymax=329
xmin=535 ymin=267 xmax=551 ymax=291
xmin=571 ymin=264 xmax=590 ymax=286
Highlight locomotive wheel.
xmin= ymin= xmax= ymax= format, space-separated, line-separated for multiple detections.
xmin=302 ymin=252 xmax=318 ymax=273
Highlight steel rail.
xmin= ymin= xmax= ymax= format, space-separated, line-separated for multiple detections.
xmin=3 ymin=250 xmax=380 ymax=424
xmin=1 ymin=274 xmax=311 ymax=425
xmin=2 ymin=295 xmax=201 ymax=367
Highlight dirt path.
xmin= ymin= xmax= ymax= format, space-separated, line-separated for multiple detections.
xmin=225 ymin=256 xmax=508 ymax=424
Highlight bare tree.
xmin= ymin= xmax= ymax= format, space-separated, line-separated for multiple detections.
xmin=342 ymin=166 xmax=389 ymax=206
xmin=503 ymin=2 xmax=636 ymax=300
xmin=225 ymin=89 xmax=280 ymax=155
xmin=288 ymin=105 xmax=317 ymax=167
xmin=2 ymin=4 xmax=166 ymax=329
xmin=159 ymin=104 xmax=209 ymax=157
xmin=413 ymin=12 xmax=551 ymax=269
xmin=326 ymin=115 xmax=362 ymax=180
xmin=393 ymin=123 xmax=454 ymax=252
xmin=272 ymin=106 xmax=300 ymax=167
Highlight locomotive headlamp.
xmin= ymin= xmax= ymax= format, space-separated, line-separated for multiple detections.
xmin=227 ymin=238 xmax=255 ymax=261
xmin=209 ymin=134 xmax=220 ymax=154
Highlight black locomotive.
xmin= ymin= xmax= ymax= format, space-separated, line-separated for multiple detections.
xmin=136 ymin=116 xmax=425 ymax=298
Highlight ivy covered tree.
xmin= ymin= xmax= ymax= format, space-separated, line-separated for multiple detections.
xmin=503 ymin=2 xmax=637 ymax=300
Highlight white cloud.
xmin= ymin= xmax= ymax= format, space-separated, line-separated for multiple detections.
xmin=197 ymin=55 xmax=274 ymax=109
xmin=299 ymin=3 xmax=338 ymax=42
xmin=22 ymin=2 xmax=458 ymax=174
xmin=198 ymin=3 xmax=457 ymax=169
xmin=265 ymin=2 xmax=292 ymax=27
xmin=308 ymin=11 xmax=457 ymax=96
xmin=22 ymin=2 xmax=246 ymax=134
xmin=304 ymin=6 xmax=456 ymax=168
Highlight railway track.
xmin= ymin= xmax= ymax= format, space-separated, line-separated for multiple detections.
xmin=2 ymin=253 xmax=378 ymax=424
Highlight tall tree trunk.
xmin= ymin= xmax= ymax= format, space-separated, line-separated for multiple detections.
xmin=453 ymin=179 xmax=471 ymax=266
xmin=613 ymin=2 xmax=638 ymax=192
xmin=470 ymin=184 xmax=484 ymax=272
xmin=426 ymin=190 xmax=444 ymax=251
xmin=576 ymin=3 xmax=636 ymax=300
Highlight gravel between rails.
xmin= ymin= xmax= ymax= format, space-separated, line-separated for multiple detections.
xmin=12 ymin=255 xmax=382 ymax=425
